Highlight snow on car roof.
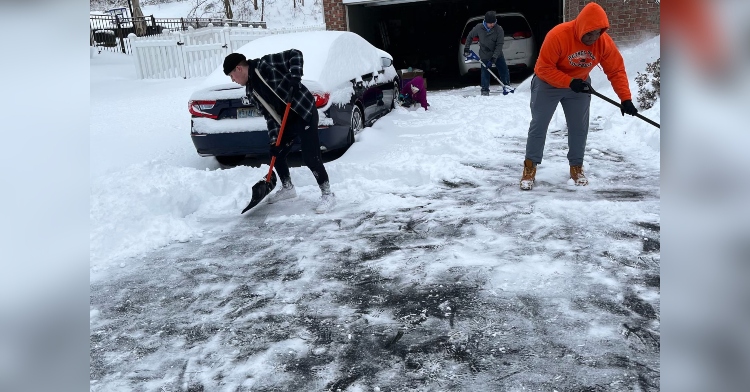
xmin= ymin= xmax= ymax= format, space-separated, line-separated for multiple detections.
xmin=199 ymin=31 xmax=387 ymax=94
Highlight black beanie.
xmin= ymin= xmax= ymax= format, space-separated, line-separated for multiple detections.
xmin=485 ymin=11 xmax=497 ymax=24
xmin=223 ymin=52 xmax=246 ymax=75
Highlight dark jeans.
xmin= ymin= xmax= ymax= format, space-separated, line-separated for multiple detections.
xmin=480 ymin=56 xmax=510 ymax=91
xmin=273 ymin=109 xmax=329 ymax=186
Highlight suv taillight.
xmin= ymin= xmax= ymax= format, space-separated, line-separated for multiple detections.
xmin=512 ymin=31 xmax=532 ymax=39
xmin=460 ymin=37 xmax=480 ymax=45
xmin=314 ymin=93 xmax=330 ymax=108
xmin=189 ymin=100 xmax=217 ymax=119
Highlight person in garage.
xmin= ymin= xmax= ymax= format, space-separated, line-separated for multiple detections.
xmin=223 ymin=51 xmax=335 ymax=213
xmin=463 ymin=11 xmax=511 ymax=96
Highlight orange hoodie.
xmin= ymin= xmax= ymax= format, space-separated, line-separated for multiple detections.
xmin=534 ymin=2 xmax=631 ymax=101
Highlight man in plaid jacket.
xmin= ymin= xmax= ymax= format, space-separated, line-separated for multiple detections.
xmin=223 ymin=50 xmax=335 ymax=213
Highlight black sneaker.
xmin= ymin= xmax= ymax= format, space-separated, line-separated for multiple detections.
xmin=481 ymin=90 xmax=490 ymax=96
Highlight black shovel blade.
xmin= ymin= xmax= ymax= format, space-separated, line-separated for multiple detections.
xmin=241 ymin=171 xmax=278 ymax=214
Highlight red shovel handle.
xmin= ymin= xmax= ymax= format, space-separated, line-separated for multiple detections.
xmin=265 ymin=102 xmax=292 ymax=182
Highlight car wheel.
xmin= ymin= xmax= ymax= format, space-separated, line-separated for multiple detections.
xmin=215 ymin=155 xmax=245 ymax=166
xmin=346 ymin=127 xmax=355 ymax=147
xmin=351 ymin=105 xmax=364 ymax=135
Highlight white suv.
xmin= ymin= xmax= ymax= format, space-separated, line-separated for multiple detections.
xmin=458 ymin=12 xmax=536 ymax=76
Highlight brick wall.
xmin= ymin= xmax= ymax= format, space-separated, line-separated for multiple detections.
xmin=322 ymin=0 xmax=347 ymax=31
xmin=565 ymin=0 xmax=660 ymax=46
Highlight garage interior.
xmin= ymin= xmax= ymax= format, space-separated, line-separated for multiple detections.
xmin=346 ymin=0 xmax=562 ymax=90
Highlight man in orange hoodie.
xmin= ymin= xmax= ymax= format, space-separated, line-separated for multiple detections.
xmin=520 ymin=2 xmax=639 ymax=190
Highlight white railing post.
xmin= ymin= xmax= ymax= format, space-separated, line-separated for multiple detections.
xmin=176 ymin=29 xmax=188 ymax=79
xmin=128 ymin=33 xmax=143 ymax=79
xmin=222 ymin=25 xmax=231 ymax=56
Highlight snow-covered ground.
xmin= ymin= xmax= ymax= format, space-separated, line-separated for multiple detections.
xmin=90 ymin=36 xmax=660 ymax=390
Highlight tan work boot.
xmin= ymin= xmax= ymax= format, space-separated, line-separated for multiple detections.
xmin=520 ymin=159 xmax=536 ymax=190
xmin=570 ymin=165 xmax=589 ymax=186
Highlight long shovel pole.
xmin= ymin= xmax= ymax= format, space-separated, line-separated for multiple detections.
xmin=479 ymin=60 xmax=514 ymax=91
xmin=586 ymin=85 xmax=660 ymax=129
xmin=240 ymin=100 xmax=292 ymax=214
xmin=265 ymin=102 xmax=292 ymax=182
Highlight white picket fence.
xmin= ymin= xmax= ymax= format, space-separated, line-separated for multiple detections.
xmin=128 ymin=23 xmax=326 ymax=80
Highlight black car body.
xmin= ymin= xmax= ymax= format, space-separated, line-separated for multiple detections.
xmin=188 ymin=31 xmax=399 ymax=165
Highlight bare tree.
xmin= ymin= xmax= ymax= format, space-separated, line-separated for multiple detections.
xmin=223 ymin=0 xmax=233 ymax=19
xmin=131 ymin=0 xmax=148 ymax=36
xmin=254 ymin=0 xmax=258 ymax=10
xmin=188 ymin=0 xmax=211 ymax=19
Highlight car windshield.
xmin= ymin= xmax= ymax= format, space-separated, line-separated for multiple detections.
xmin=461 ymin=15 xmax=531 ymax=38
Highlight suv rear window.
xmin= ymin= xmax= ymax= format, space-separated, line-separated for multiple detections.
xmin=461 ymin=15 xmax=532 ymax=38
xmin=497 ymin=15 xmax=532 ymax=37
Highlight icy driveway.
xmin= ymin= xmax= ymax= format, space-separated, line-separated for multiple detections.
xmin=90 ymin=39 xmax=660 ymax=391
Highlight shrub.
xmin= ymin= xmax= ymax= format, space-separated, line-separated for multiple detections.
xmin=635 ymin=58 xmax=660 ymax=110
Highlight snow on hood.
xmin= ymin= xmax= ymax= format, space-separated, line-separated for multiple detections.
xmin=191 ymin=31 xmax=396 ymax=106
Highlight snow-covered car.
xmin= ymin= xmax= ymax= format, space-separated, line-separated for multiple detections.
xmin=457 ymin=13 xmax=536 ymax=76
xmin=189 ymin=31 xmax=399 ymax=165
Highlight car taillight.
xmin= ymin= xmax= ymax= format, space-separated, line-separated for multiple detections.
xmin=189 ymin=100 xmax=217 ymax=119
xmin=314 ymin=93 xmax=330 ymax=108
xmin=512 ymin=31 xmax=532 ymax=39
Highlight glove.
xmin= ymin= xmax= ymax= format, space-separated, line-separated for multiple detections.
xmin=490 ymin=57 xmax=497 ymax=64
xmin=621 ymin=100 xmax=638 ymax=116
xmin=569 ymin=78 xmax=591 ymax=93
xmin=463 ymin=48 xmax=470 ymax=56
xmin=398 ymin=94 xmax=407 ymax=102
xmin=269 ymin=136 xmax=293 ymax=157
xmin=485 ymin=60 xmax=493 ymax=68
xmin=401 ymin=96 xmax=414 ymax=107
xmin=269 ymin=143 xmax=283 ymax=158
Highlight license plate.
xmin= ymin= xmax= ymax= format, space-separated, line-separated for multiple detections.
xmin=237 ymin=108 xmax=258 ymax=118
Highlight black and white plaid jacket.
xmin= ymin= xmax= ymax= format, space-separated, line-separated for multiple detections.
xmin=245 ymin=49 xmax=317 ymax=141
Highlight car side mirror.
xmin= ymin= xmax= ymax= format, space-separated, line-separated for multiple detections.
xmin=381 ymin=57 xmax=393 ymax=68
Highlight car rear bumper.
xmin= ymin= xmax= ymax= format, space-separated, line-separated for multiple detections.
xmin=191 ymin=131 xmax=269 ymax=157
xmin=191 ymin=125 xmax=351 ymax=157
xmin=460 ymin=60 xmax=531 ymax=75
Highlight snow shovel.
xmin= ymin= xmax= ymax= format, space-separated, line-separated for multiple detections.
xmin=240 ymin=99 xmax=293 ymax=214
xmin=584 ymin=82 xmax=660 ymax=129
xmin=479 ymin=59 xmax=515 ymax=95
xmin=464 ymin=50 xmax=481 ymax=64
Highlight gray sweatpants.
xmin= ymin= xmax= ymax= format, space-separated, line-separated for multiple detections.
xmin=525 ymin=75 xmax=591 ymax=166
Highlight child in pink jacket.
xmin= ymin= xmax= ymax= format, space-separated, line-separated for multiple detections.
xmin=400 ymin=76 xmax=429 ymax=110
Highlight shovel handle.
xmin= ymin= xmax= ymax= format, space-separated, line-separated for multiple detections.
xmin=266 ymin=102 xmax=292 ymax=182
xmin=479 ymin=60 xmax=510 ymax=88
xmin=585 ymin=84 xmax=660 ymax=129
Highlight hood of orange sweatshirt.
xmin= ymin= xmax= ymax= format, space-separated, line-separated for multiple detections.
xmin=574 ymin=3 xmax=610 ymax=42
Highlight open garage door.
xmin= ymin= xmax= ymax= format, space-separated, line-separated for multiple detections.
xmin=345 ymin=0 xmax=562 ymax=89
